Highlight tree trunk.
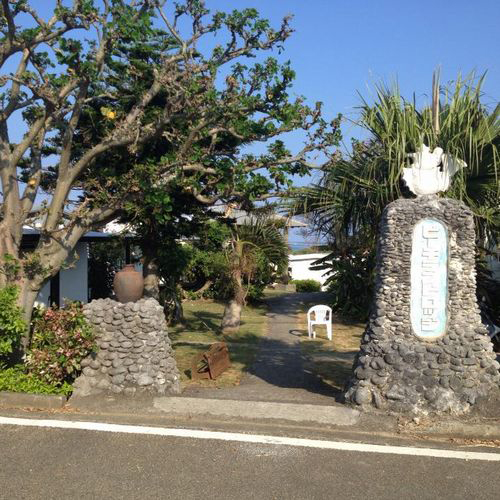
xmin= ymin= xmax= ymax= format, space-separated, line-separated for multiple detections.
xmin=171 ymin=285 xmax=185 ymax=324
xmin=18 ymin=283 xmax=40 ymax=349
xmin=0 ymin=223 xmax=79 ymax=350
xmin=281 ymin=226 xmax=290 ymax=284
xmin=221 ymin=269 xmax=245 ymax=333
xmin=0 ymin=228 xmax=39 ymax=348
xmin=142 ymin=246 xmax=160 ymax=300
xmin=221 ymin=299 xmax=243 ymax=333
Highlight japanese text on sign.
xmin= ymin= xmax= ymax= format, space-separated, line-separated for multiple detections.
xmin=410 ymin=219 xmax=448 ymax=338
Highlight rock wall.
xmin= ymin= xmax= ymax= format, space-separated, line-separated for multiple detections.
xmin=73 ymin=298 xmax=181 ymax=397
xmin=344 ymin=197 xmax=499 ymax=415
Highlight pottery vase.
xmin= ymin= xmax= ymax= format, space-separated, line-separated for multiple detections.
xmin=113 ymin=264 xmax=144 ymax=303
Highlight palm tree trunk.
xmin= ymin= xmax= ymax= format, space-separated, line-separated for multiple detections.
xmin=221 ymin=269 xmax=245 ymax=332
xmin=170 ymin=283 xmax=185 ymax=324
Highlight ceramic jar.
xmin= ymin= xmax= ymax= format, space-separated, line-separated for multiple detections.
xmin=113 ymin=264 xmax=144 ymax=303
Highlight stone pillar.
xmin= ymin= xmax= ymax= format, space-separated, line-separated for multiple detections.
xmin=344 ymin=196 xmax=499 ymax=415
xmin=73 ymin=298 xmax=181 ymax=397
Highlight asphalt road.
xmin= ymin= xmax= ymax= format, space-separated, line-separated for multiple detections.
xmin=1 ymin=420 xmax=499 ymax=500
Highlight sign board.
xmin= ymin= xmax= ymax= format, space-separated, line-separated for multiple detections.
xmin=410 ymin=219 xmax=448 ymax=338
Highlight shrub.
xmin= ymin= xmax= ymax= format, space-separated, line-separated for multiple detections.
xmin=25 ymin=302 xmax=96 ymax=385
xmin=0 ymin=364 xmax=72 ymax=396
xmin=323 ymin=249 xmax=375 ymax=321
xmin=0 ymin=286 xmax=26 ymax=358
xmin=245 ymin=283 xmax=266 ymax=303
xmin=291 ymin=279 xmax=322 ymax=293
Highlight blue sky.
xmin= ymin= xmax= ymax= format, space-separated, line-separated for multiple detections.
xmin=220 ymin=0 xmax=499 ymax=135
xmin=5 ymin=1 xmax=499 ymax=247
xmin=11 ymin=1 xmax=500 ymax=152
xmin=213 ymin=0 xmax=499 ymax=246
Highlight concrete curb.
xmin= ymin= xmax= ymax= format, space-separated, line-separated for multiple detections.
xmin=3 ymin=392 xmax=499 ymax=443
xmin=0 ymin=391 xmax=66 ymax=410
xmin=402 ymin=421 xmax=500 ymax=442
xmin=153 ymin=396 xmax=360 ymax=426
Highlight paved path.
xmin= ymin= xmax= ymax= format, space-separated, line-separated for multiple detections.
xmin=184 ymin=292 xmax=340 ymax=405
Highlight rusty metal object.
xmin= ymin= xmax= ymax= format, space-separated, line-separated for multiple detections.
xmin=191 ymin=342 xmax=231 ymax=380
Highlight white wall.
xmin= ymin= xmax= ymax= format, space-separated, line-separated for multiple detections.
xmin=60 ymin=242 xmax=89 ymax=304
xmin=35 ymin=242 xmax=89 ymax=307
xmin=35 ymin=282 xmax=50 ymax=307
xmin=289 ymin=253 xmax=330 ymax=290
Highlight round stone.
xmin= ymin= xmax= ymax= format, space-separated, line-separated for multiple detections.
xmin=112 ymin=358 xmax=123 ymax=368
xmin=96 ymin=379 xmax=111 ymax=390
xmin=109 ymin=366 xmax=127 ymax=375
xmin=82 ymin=366 xmax=98 ymax=377
xmin=137 ymin=374 xmax=154 ymax=386
xmin=354 ymin=387 xmax=372 ymax=405
xmin=89 ymin=359 xmax=100 ymax=370
xmin=111 ymin=374 xmax=125 ymax=385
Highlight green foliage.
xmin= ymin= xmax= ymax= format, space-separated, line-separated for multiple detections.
xmin=226 ymin=219 xmax=289 ymax=302
xmin=1 ymin=254 xmax=21 ymax=281
xmin=182 ymin=245 xmax=230 ymax=295
xmin=318 ymin=247 xmax=376 ymax=321
xmin=25 ymin=303 xmax=96 ymax=386
xmin=244 ymin=251 xmax=278 ymax=302
xmin=291 ymin=279 xmax=322 ymax=293
xmin=476 ymin=255 xmax=500 ymax=326
xmin=0 ymin=286 xmax=26 ymax=358
xmin=0 ymin=365 xmax=72 ymax=396
xmin=234 ymin=221 xmax=289 ymax=275
xmin=359 ymin=73 xmax=499 ymax=242
xmin=180 ymin=219 xmax=288 ymax=303
xmin=291 ymin=73 xmax=499 ymax=321
xmin=1 ymin=0 xmax=341 ymax=333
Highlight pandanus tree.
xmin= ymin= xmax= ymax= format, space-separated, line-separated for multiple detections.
xmin=290 ymin=72 xmax=499 ymax=320
xmin=358 ymin=72 xmax=499 ymax=243
xmin=221 ymin=219 xmax=288 ymax=332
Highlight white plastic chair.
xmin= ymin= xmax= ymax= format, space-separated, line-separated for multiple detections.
xmin=307 ymin=305 xmax=333 ymax=340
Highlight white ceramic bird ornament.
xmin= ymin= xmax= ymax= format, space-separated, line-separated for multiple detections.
xmin=402 ymin=144 xmax=467 ymax=196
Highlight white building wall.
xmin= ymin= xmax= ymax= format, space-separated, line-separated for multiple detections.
xmin=60 ymin=242 xmax=88 ymax=304
xmin=35 ymin=242 xmax=89 ymax=307
xmin=288 ymin=253 xmax=330 ymax=290
xmin=35 ymin=282 xmax=50 ymax=307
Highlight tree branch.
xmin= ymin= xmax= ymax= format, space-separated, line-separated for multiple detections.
xmin=21 ymin=130 xmax=45 ymax=218
xmin=1 ymin=0 xmax=16 ymax=43
xmin=0 ymin=48 xmax=30 ymax=121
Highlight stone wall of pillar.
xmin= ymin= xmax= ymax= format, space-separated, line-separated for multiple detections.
xmin=72 ymin=298 xmax=181 ymax=397
xmin=344 ymin=197 xmax=499 ymax=415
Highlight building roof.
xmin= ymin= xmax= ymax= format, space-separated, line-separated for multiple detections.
xmin=22 ymin=226 xmax=130 ymax=243
xmin=209 ymin=205 xmax=307 ymax=228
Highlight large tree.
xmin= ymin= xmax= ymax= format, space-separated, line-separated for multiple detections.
xmin=0 ymin=0 xmax=339 ymax=343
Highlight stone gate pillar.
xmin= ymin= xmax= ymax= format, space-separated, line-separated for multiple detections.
xmin=72 ymin=298 xmax=181 ymax=397
xmin=344 ymin=196 xmax=499 ymax=414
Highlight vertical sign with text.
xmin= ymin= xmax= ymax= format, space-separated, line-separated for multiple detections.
xmin=410 ymin=219 xmax=448 ymax=338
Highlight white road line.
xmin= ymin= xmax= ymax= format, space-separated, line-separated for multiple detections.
xmin=0 ymin=416 xmax=499 ymax=462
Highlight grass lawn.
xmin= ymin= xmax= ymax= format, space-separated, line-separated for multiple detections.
xmin=170 ymin=299 xmax=268 ymax=388
xmin=297 ymin=309 xmax=364 ymax=393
